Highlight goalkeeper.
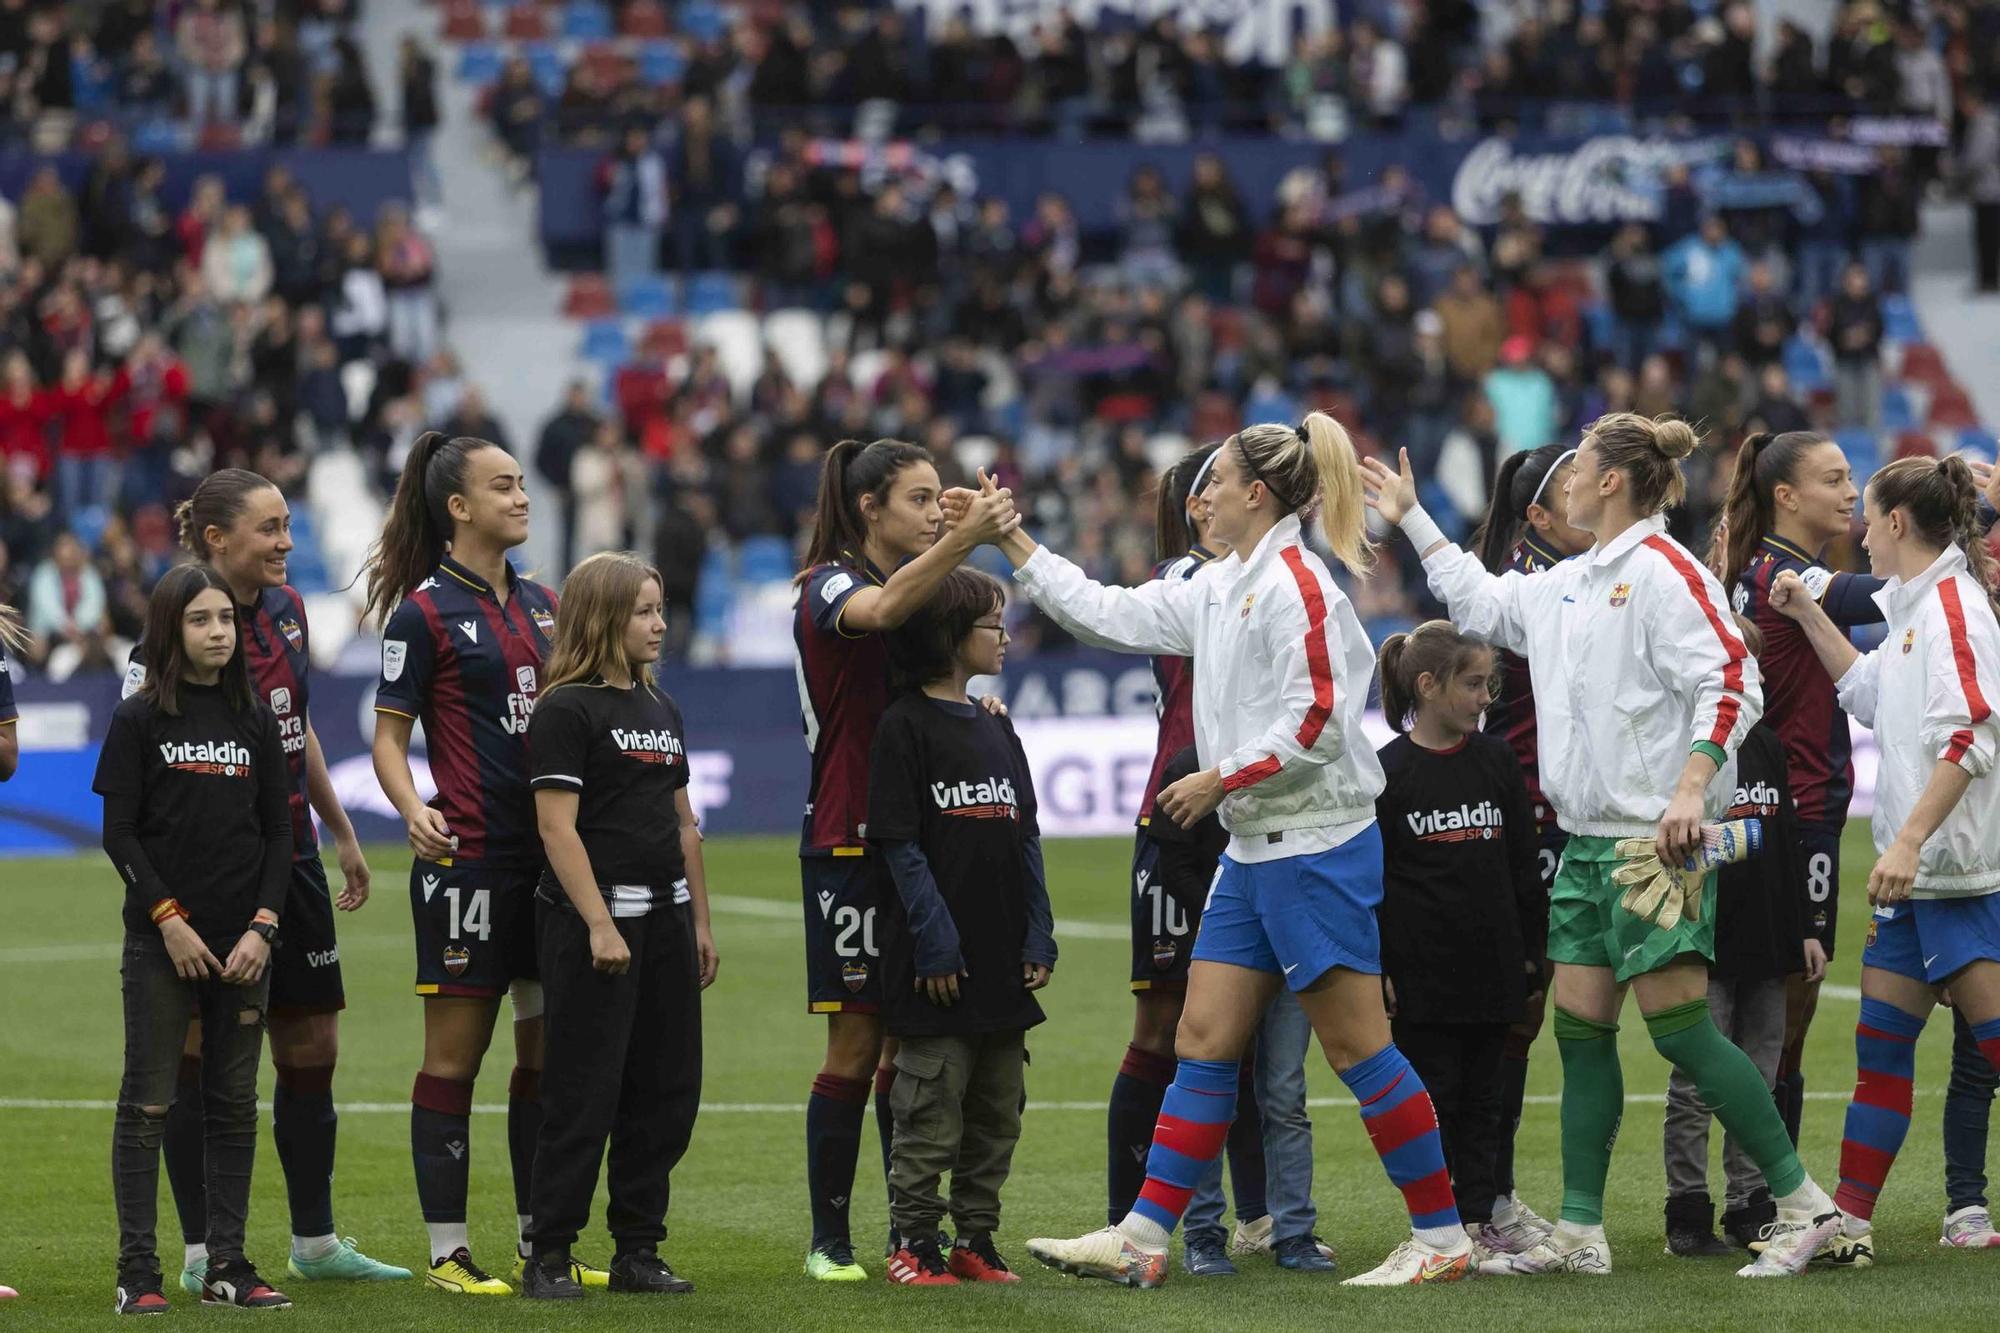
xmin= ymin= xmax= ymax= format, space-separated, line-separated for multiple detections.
xmin=1363 ymin=412 xmax=1843 ymax=1280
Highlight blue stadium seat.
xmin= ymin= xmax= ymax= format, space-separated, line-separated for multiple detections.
xmin=69 ymin=505 xmax=110 ymax=553
xmin=684 ymin=271 xmax=740 ymax=315
xmin=455 ymin=43 xmax=504 ymax=84
xmin=738 ymin=535 xmax=793 ymax=583
xmin=1956 ymin=427 xmax=1997 ymax=463
xmin=1782 ymin=335 xmax=1827 ymax=392
xmin=579 ymin=319 xmax=630 ymax=365
xmin=1879 ymin=383 xmax=1916 ymax=432
xmin=695 ymin=548 xmax=733 ymax=638
xmin=131 ymin=118 xmax=184 ymax=154
xmin=1244 ymin=384 xmax=1298 ymax=427
xmin=562 ymin=3 xmax=613 ymax=40
xmin=680 ymin=1 xmax=726 ymax=42
xmin=286 ymin=511 xmax=331 ymax=593
xmin=525 ymin=43 xmax=566 ymax=96
xmin=1834 ymin=427 xmax=1879 ymax=467
xmin=638 ymin=41 xmax=685 ymax=85
xmin=1881 ymin=294 xmax=1923 ymax=343
xmin=1582 ymin=301 xmax=1615 ymax=351
xmin=616 ymin=275 xmax=677 ymax=318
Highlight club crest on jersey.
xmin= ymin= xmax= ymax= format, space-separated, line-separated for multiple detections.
xmin=268 ymin=686 xmax=292 ymax=716
xmin=841 ymin=960 xmax=869 ymax=993
xmin=1610 ymin=582 xmax=1632 ymax=608
xmin=278 ymin=617 xmax=303 ymax=651
xmin=442 ymin=946 xmax=470 ymax=977
xmin=1152 ymin=939 xmax=1178 ymax=970
xmin=1240 ymin=593 xmax=1256 ymax=619
xmin=531 ymin=607 xmax=555 ymax=637
xmin=1902 ymin=628 xmax=1916 ymax=654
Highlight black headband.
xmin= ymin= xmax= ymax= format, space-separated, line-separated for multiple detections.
xmin=1238 ymin=435 xmax=1298 ymax=511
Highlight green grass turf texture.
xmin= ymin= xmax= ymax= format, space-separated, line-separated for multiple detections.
xmin=3 ymin=825 xmax=1994 ymax=1330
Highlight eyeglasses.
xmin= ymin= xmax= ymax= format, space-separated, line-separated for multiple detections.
xmin=973 ymin=620 xmax=1009 ymax=640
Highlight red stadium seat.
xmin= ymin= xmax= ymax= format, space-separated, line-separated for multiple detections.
xmin=1929 ymin=383 xmax=1978 ymax=430
xmin=1892 ymin=430 xmax=1937 ymax=461
xmin=440 ymin=0 xmax=486 ymax=41
xmin=639 ymin=319 xmax=688 ymax=358
xmin=1898 ymin=342 xmax=1949 ymax=388
xmin=620 ymin=0 xmax=670 ymax=38
xmin=563 ymin=274 xmax=617 ymax=319
xmin=503 ymin=4 xmax=551 ymax=41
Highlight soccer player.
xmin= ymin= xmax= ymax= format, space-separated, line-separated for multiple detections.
xmin=995 ymin=413 xmax=1476 ymax=1289
xmin=792 ymin=438 xmax=1017 ymax=1281
xmin=1659 ymin=695 xmax=1810 ymax=1258
xmin=1373 ymin=621 xmax=1546 ymax=1264
xmin=365 ymin=431 xmax=582 ymax=1295
xmin=1366 ymin=412 xmax=1842 ymax=1278
xmin=1767 ymin=455 xmax=2000 ymax=1268
xmin=123 ymin=471 xmax=405 ymax=1292
xmin=94 ymin=565 xmax=294 ymax=1313
xmin=867 ymin=568 xmax=1056 ymax=1286
xmin=1470 ymin=442 xmax=1591 ymax=1246
xmin=522 ymin=552 xmax=717 ymax=1299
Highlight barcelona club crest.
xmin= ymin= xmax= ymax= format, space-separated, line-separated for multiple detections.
xmin=1609 ymin=582 xmax=1631 ymax=608
xmin=841 ymin=960 xmax=870 ymax=993
xmin=442 ymin=946 xmax=470 ymax=977
xmin=278 ymin=617 xmax=303 ymax=650
xmin=1902 ymin=628 xmax=1916 ymax=655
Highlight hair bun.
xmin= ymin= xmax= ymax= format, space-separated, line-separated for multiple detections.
xmin=1654 ymin=416 xmax=1699 ymax=460
xmin=173 ymin=499 xmax=198 ymax=552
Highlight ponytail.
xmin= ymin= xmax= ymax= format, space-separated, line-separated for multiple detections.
xmin=0 ymin=602 xmax=24 ymax=655
xmin=1229 ymin=412 xmax=1374 ymax=576
xmin=795 ymin=437 xmax=934 ymax=579
xmin=360 ymin=431 xmax=496 ymax=627
xmin=176 ymin=468 xmax=281 ymax=561
xmin=1470 ymin=442 xmax=1574 ymax=573
xmin=1713 ymin=430 xmax=1836 ymax=590
xmin=1867 ymin=454 xmax=2000 ymax=605
xmin=1155 ymin=444 xmax=1220 ymax=563
xmin=1376 ymin=619 xmax=1492 ymax=733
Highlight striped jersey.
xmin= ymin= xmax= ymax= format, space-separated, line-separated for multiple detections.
xmin=1482 ymin=532 xmax=1568 ymax=833
xmin=374 ymin=556 xmax=558 ymax=866
xmin=1137 ymin=545 xmax=1217 ymax=827
xmin=794 ymin=553 xmax=891 ymax=855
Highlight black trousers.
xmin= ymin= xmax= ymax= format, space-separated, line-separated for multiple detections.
xmin=114 ymin=933 xmax=270 ymax=1284
xmin=1390 ymin=1018 xmax=1508 ymax=1225
xmin=1976 ymin=201 xmax=2000 ymax=293
xmin=528 ymin=899 xmax=703 ymax=1257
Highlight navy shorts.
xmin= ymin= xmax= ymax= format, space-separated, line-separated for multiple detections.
xmin=411 ymin=859 xmax=540 ymax=998
xmin=1800 ymin=825 xmax=1842 ymax=956
xmin=1862 ymin=893 xmax=2000 ymax=985
xmin=1190 ymin=823 xmax=1384 ymax=989
xmin=268 ymin=854 xmax=346 ymax=1015
xmin=803 ymin=853 xmax=889 ymax=1014
xmin=1128 ymin=831 xmax=1207 ymax=991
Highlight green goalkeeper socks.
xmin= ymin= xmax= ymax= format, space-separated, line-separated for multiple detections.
xmin=1554 ymin=1007 xmax=1623 ymax=1226
xmin=1644 ymin=998 xmax=1807 ymax=1199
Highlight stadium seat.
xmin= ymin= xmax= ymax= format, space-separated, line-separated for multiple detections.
xmin=455 ymin=42 xmax=504 ymax=83
xmin=1781 ymin=335 xmax=1828 ymax=392
xmin=696 ymin=310 xmax=765 ymax=400
xmin=563 ymin=274 xmax=617 ymax=320
xmin=620 ymin=1 xmax=671 ymax=39
xmin=763 ymin=309 xmax=828 ymax=389
xmin=69 ymin=504 xmax=110 ymax=553
xmin=638 ymin=318 xmax=689 ymax=359
xmin=1892 ymin=430 xmax=1937 ymax=462
xmin=1881 ymin=293 xmax=1923 ymax=343
xmin=694 ymin=547 xmax=734 ymax=639
xmin=562 ymin=2 xmax=613 ymax=40
xmin=1581 ymin=301 xmax=1615 ymax=352
xmin=503 ymin=3 xmax=552 ymax=40
xmin=1954 ymin=427 xmax=1997 ymax=464
xmin=1929 ymin=384 xmax=1978 ymax=430
xmin=738 ymin=535 xmax=793 ymax=583
xmin=525 ymin=43 xmax=566 ymax=96
xmin=441 ymin=0 xmax=487 ymax=40
xmin=680 ymin=1 xmax=727 ymax=42
xmin=637 ymin=39 xmax=685 ymax=84
xmin=684 ymin=270 xmax=740 ymax=315
xmin=1897 ymin=342 xmax=1948 ymax=388
xmin=579 ymin=319 xmax=631 ymax=365
xmin=1880 ymin=383 xmax=1916 ymax=432
xmin=616 ymin=275 xmax=677 ymax=318
xmin=1834 ymin=428 xmax=1880 ymax=471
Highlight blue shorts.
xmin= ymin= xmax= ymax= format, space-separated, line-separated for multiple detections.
xmin=1862 ymin=893 xmax=2000 ymax=985
xmin=1189 ymin=824 xmax=1383 ymax=990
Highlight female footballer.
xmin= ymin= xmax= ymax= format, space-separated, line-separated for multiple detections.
xmin=1366 ymin=412 xmax=1841 ymax=1278
xmin=995 ymin=412 xmax=1476 ymax=1289
xmin=791 ymin=439 xmax=1016 ymax=1281
xmin=1768 ymin=455 xmax=2000 ymax=1266
xmin=365 ymin=432 xmax=584 ymax=1295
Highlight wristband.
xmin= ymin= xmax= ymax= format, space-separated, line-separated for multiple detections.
xmin=150 ymin=898 xmax=188 ymax=925
xmin=1398 ymin=503 xmax=1447 ymax=556
xmin=1691 ymin=740 xmax=1728 ymax=769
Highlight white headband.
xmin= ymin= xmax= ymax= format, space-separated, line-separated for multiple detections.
xmin=1184 ymin=449 xmax=1221 ymax=535
xmin=1527 ymin=448 xmax=1577 ymax=512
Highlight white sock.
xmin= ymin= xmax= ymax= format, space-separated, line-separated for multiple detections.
xmin=1116 ymin=1214 xmax=1171 ymax=1251
xmin=517 ymin=1214 xmax=533 ymax=1258
xmin=1414 ymin=1222 xmax=1468 ymax=1251
xmin=1551 ymin=1220 xmax=1605 ymax=1248
xmin=426 ymin=1222 xmax=469 ymax=1265
xmin=1775 ymin=1177 xmax=1833 ymax=1217
xmin=1844 ymin=1214 xmax=1873 ymax=1239
xmin=291 ymin=1234 xmax=339 ymax=1262
xmin=183 ymin=1243 xmax=208 ymax=1270
xmin=1491 ymin=1196 xmax=1518 ymax=1224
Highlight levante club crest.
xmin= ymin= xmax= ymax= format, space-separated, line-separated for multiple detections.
xmin=841 ymin=960 xmax=869 ymax=993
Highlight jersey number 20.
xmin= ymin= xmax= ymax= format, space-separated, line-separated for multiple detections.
xmin=833 ymin=905 xmax=877 ymax=958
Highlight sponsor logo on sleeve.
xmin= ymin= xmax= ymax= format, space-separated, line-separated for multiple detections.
xmin=382 ymin=639 xmax=407 ymax=683
xmin=820 ymin=572 xmax=854 ymax=605
xmin=122 ymin=660 xmax=147 ymax=699
xmin=269 ymin=687 xmax=292 ymax=716
xmin=1800 ymin=566 xmax=1833 ymax=600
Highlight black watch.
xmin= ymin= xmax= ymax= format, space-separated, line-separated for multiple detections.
xmin=248 ymin=920 xmax=278 ymax=945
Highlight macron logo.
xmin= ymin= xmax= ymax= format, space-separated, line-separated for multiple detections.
xmin=1406 ymin=800 xmax=1504 ymax=842
xmin=613 ymin=728 xmax=683 ymax=764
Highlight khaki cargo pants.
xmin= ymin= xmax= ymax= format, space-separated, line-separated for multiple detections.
xmin=888 ymin=1030 xmax=1027 ymax=1239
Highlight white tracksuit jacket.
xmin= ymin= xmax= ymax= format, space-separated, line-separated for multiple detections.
xmin=1012 ymin=512 xmax=1384 ymax=840
xmin=1834 ymin=546 xmax=2000 ymax=898
xmin=1420 ymin=512 xmax=1762 ymax=839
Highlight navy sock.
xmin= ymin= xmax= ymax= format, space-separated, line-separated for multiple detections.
xmin=874 ymin=1065 xmax=896 ymax=1214
xmin=163 ymin=1055 xmax=209 ymax=1248
xmin=1108 ymin=1045 xmax=1174 ymax=1227
xmin=271 ymin=1063 xmax=337 ymax=1238
xmin=806 ymin=1074 xmax=870 ymax=1250
xmin=1779 ymin=1069 xmax=1805 ymax=1147
xmin=411 ymin=1073 xmax=474 ymax=1224
xmin=507 ymin=1067 xmax=542 ymax=1228
xmin=1495 ymin=1048 xmax=1532 ymax=1197
xmin=1226 ymin=1058 xmax=1268 ymax=1222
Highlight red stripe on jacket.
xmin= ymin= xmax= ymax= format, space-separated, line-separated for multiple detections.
xmin=1937 ymin=580 xmax=1992 ymax=728
xmin=1223 ymin=546 xmax=1336 ymax=793
xmin=1643 ymin=536 xmax=1749 ymax=748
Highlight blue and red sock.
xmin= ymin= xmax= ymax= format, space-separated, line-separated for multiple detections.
xmin=1342 ymin=1044 xmax=1461 ymax=1236
xmin=1834 ymin=997 xmax=1926 ymax=1221
xmin=1975 ymin=1016 xmax=2000 ymax=1075
xmin=1128 ymin=1058 xmax=1238 ymax=1236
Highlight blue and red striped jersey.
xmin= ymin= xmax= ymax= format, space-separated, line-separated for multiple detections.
xmin=794 ymin=554 xmax=892 ymax=854
xmin=1482 ymin=532 xmax=1568 ymax=832
xmin=1138 ymin=545 xmax=1216 ymax=826
xmin=0 ymin=641 xmax=15 ymax=726
xmin=1730 ymin=532 xmax=1884 ymax=829
xmin=122 ymin=585 xmax=318 ymax=858
xmin=374 ymin=556 xmax=558 ymax=866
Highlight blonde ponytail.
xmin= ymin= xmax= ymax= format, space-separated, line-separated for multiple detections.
xmin=0 ymin=602 xmax=24 ymax=654
xmin=1300 ymin=410 xmax=1374 ymax=576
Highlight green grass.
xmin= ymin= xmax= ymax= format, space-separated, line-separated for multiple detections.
xmin=2 ymin=827 xmax=1994 ymax=1329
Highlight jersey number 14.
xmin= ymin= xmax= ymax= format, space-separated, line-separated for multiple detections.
xmin=444 ymin=885 xmax=492 ymax=941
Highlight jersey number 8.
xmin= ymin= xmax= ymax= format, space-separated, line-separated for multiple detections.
xmin=1807 ymin=853 xmax=1833 ymax=904
xmin=443 ymin=885 xmax=492 ymax=941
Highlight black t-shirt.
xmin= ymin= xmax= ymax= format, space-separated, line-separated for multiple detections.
xmin=1713 ymin=724 xmax=1805 ymax=983
xmin=92 ymin=683 xmax=292 ymax=948
xmin=1143 ymin=744 xmax=1226 ymax=912
xmin=528 ymin=678 xmax=689 ymax=911
xmin=1374 ymin=732 xmax=1547 ymax=1025
xmin=867 ymin=693 xmax=1045 ymax=1038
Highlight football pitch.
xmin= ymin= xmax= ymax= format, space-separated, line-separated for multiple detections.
xmin=4 ymin=827 xmax=1994 ymax=1330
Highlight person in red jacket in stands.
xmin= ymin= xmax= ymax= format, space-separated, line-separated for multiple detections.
xmin=122 ymin=334 xmax=191 ymax=508
xmin=0 ymin=351 xmax=52 ymax=484
xmin=51 ymin=348 xmax=128 ymax=517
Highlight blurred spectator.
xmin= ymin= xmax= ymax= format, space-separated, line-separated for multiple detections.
xmin=400 ymin=35 xmax=441 ymax=207
xmin=326 ymin=36 xmax=378 ymax=144
xmin=1967 ymin=89 xmax=2000 ymax=296
xmin=1118 ymin=165 xmax=1181 ymax=292
xmin=176 ymin=0 xmax=246 ymax=127
xmin=1483 ymin=336 xmax=1557 ymax=455
xmin=1731 ymin=262 xmax=1793 ymax=369
xmin=376 ymin=206 xmax=438 ymax=362
xmin=536 ymin=380 xmax=600 ymax=569
xmin=601 ymin=125 xmax=667 ymax=287
xmin=1176 ymin=153 xmax=1249 ymax=303
xmin=571 ymin=417 xmax=639 ymax=554
xmin=1748 ymin=364 xmax=1811 ymax=438
xmin=1829 ymin=261 xmax=1884 ymax=430
xmin=1436 ymin=263 xmax=1504 ymax=382
xmin=116 ymin=29 xmax=179 ymax=119
xmin=1664 ymin=214 xmax=1746 ymax=363
xmin=1858 ymin=147 xmax=1919 ymax=293
xmin=50 ymin=348 xmax=122 ymax=518
xmin=26 ymin=530 xmax=117 ymax=681
xmin=329 ymin=232 xmax=386 ymax=362
xmin=1607 ymin=223 xmax=1665 ymax=368
xmin=203 ymin=205 xmax=274 ymax=305
xmin=442 ymin=385 xmax=509 ymax=449
xmin=18 ymin=166 xmax=76 ymax=269
xmin=667 ymin=97 xmax=741 ymax=272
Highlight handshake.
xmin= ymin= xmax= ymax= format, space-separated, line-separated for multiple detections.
xmin=939 ymin=469 xmax=1025 ymax=548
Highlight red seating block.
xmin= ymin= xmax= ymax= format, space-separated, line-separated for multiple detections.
xmin=440 ymin=0 xmax=485 ymax=40
xmin=1899 ymin=342 xmax=1949 ymax=388
xmin=563 ymin=274 xmax=616 ymax=319
xmin=1892 ymin=430 xmax=1938 ymax=461
xmin=620 ymin=0 xmax=670 ymax=38
xmin=1929 ymin=384 xmax=1978 ymax=430
xmin=639 ymin=319 xmax=688 ymax=358
xmin=503 ymin=4 xmax=551 ymax=40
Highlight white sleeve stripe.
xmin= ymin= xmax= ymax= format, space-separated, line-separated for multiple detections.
xmin=533 ymin=774 xmax=584 ymax=787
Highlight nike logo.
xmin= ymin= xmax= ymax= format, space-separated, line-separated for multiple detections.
xmin=458 ymin=620 xmax=479 ymax=643
xmin=1624 ymin=943 xmax=1645 ymax=960
xmin=1283 ymin=963 xmax=1299 ymax=976
xmin=1924 ymin=954 xmax=1939 ymax=969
